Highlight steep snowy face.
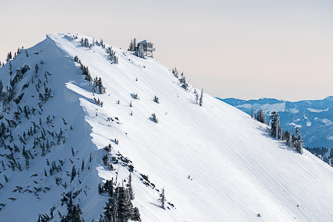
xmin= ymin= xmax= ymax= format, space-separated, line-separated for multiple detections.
xmin=1 ymin=33 xmax=333 ymax=222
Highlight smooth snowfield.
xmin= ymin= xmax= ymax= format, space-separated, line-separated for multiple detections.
xmin=1 ymin=34 xmax=333 ymax=222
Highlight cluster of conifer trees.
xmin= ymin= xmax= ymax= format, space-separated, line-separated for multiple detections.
xmin=128 ymin=38 xmax=145 ymax=59
xmin=252 ymin=109 xmax=304 ymax=154
xmin=98 ymin=176 xmax=141 ymax=222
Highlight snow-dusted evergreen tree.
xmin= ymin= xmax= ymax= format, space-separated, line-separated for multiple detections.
xmin=101 ymin=182 xmax=140 ymax=222
xmin=284 ymin=129 xmax=292 ymax=147
xmin=127 ymin=173 xmax=134 ymax=200
xmin=108 ymin=47 xmax=118 ymax=64
xmin=93 ymin=77 xmax=106 ymax=94
xmin=278 ymin=125 xmax=283 ymax=140
xmin=9 ymin=62 xmax=12 ymax=76
xmin=251 ymin=107 xmax=254 ymax=118
xmin=35 ymin=64 xmax=39 ymax=77
xmin=151 ymin=113 xmax=158 ymax=123
xmin=295 ymin=127 xmax=304 ymax=154
xmin=256 ymin=109 xmax=265 ymax=123
xmin=159 ymin=188 xmax=165 ymax=209
xmin=172 ymin=68 xmax=179 ymax=78
xmin=117 ymin=187 xmax=134 ymax=222
xmin=179 ymin=76 xmax=188 ymax=90
xmin=194 ymin=89 xmax=199 ymax=104
xmin=6 ymin=52 xmax=12 ymax=61
xmin=136 ymin=44 xmax=145 ymax=59
xmin=270 ymin=111 xmax=280 ymax=139
xmin=133 ymin=38 xmax=136 ymax=51
xmin=199 ymin=89 xmax=203 ymax=107
xmin=153 ymin=95 xmax=159 ymax=104
xmin=128 ymin=38 xmax=137 ymax=51
xmin=128 ymin=40 xmax=134 ymax=51
xmin=60 ymin=192 xmax=84 ymax=222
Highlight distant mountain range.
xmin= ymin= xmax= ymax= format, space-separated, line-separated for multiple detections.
xmin=218 ymin=97 xmax=333 ymax=148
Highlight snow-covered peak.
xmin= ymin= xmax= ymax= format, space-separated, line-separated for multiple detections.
xmin=1 ymin=34 xmax=333 ymax=221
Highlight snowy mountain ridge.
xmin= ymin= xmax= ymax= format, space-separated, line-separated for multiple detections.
xmin=1 ymin=33 xmax=333 ymax=221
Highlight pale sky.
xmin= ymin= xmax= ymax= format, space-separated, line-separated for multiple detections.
xmin=0 ymin=0 xmax=332 ymax=101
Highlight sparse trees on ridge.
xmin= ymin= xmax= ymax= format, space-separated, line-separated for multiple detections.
xmin=128 ymin=38 xmax=137 ymax=52
xmin=253 ymin=109 xmax=304 ymax=154
xmin=256 ymin=109 xmax=265 ymax=123
xmin=93 ymin=77 xmax=106 ymax=94
xmin=107 ymin=47 xmax=118 ymax=64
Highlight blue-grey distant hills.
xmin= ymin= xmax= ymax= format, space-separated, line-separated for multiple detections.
xmin=218 ymin=97 xmax=333 ymax=148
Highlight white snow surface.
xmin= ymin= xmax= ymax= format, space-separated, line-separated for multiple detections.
xmin=238 ymin=102 xmax=286 ymax=114
xmin=307 ymin=108 xmax=329 ymax=113
xmin=314 ymin=117 xmax=333 ymax=126
xmin=1 ymin=33 xmax=333 ymax=222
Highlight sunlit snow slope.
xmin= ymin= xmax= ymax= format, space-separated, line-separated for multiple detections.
xmin=1 ymin=33 xmax=333 ymax=222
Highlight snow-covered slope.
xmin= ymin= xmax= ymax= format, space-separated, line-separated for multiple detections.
xmin=1 ymin=33 xmax=333 ymax=222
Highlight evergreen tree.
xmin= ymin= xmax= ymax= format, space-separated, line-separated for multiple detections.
xmin=284 ymin=129 xmax=292 ymax=147
xmin=278 ymin=125 xmax=283 ymax=140
xmin=70 ymin=165 xmax=76 ymax=183
xmin=60 ymin=192 xmax=84 ymax=222
xmin=35 ymin=64 xmax=39 ymax=77
xmin=295 ymin=127 xmax=304 ymax=154
xmin=172 ymin=68 xmax=179 ymax=78
xmin=153 ymin=95 xmax=159 ymax=104
xmin=256 ymin=109 xmax=266 ymax=123
xmin=199 ymin=89 xmax=203 ymax=106
xmin=6 ymin=52 xmax=12 ymax=61
xmin=9 ymin=62 xmax=12 ymax=75
xmin=151 ymin=113 xmax=158 ymax=123
xmin=101 ymin=180 xmax=141 ymax=222
xmin=103 ymin=196 xmax=117 ymax=222
xmin=136 ymin=44 xmax=145 ymax=59
xmin=159 ymin=188 xmax=165 ymax=209
xmin=270 ymin=111 xmax=280 ymax=139
xmin=93 ymin=77 xmax=106 ymax=94
xmin=127 ymin=173 xmax=134 ymax=200
xmin=117 ymin=187 xmax=133 ymax=222
xmin=251 ymin=107 xmax=254 ymax=118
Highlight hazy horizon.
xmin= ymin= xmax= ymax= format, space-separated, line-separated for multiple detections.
xmin=1 ymin=0 xmax=332 ymax=102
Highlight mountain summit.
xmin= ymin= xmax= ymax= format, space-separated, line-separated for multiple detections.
xmin=1 ymin=33 xmax=333 ymax=221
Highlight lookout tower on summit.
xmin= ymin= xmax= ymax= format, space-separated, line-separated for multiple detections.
xmin=137 ymin=40 xmax=155 ymax=57
xmin=128 ymin=38 xmax=155 ymax=58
